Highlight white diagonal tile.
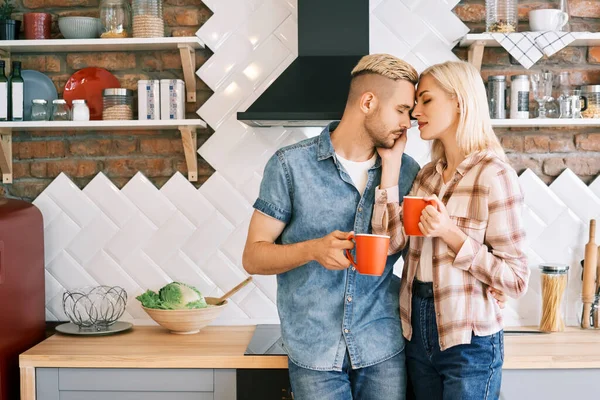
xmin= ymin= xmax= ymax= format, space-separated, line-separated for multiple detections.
xmin=122 ymin=173 xmax=176 ymax=227
xmin=66 ymin=214 xmax=119 ymax=266
xmin=47 ymin=250 xmax=98 ymax=289
xmin=161 ymin=173 xmax=216 ymax=227
xmin=201 ymin=251 xmax=249 ymax=297
xmin=143 ymin=211 xmax=196 ymax=266
xmin=105 ymin=212 xmax=157 ymax=264
xmin=274 ymin=15 xmax=298 ymax=55
xmin=159 ymin=251 xmax=217 ymax=296
xmin=44 ymin=212 xmax=81 ymax=265
xmin=199 ymin=173 xmax=252 ymax=226
xmin=240 ymin=0 xmax=291 ymax=49
xmin=197 ymin=33 xmax=253 ymax=92
xmin=45 ymin=173 xmax=100 ymax=228
xmin=84 ymin=173 xmax=136 ymax=229
xmin=238 ymin=287 xmax=279 ymax=319
xmin=181 ymin=211 xmax=234 ymax=266
xmin=550 ymin=169 xmax=600 ymax=228
xmin=121 ymin=250 xmax=172 ymax=291
xmin=33 ymin=193 xmax=61 ymax=229
xmin=519 ymin=169 xmax=567 ymax=226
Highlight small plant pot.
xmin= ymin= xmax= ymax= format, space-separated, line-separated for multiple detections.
xmin=0 ymin=19 xmax=20 ymax=40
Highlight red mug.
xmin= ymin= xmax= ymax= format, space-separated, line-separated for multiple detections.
xmin=24 ymin=13 xmax=52 ymax=40
xmin=403 ymin=196 xmax=437 ymax=236
xmin=344 ymin=233 xmax=390 ymax=276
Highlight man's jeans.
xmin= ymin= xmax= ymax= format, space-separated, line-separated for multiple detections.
xmin=288 ymin=351 xmax=407 ymax=400
xmin=406 ymin=293 xmax=503 ymax=400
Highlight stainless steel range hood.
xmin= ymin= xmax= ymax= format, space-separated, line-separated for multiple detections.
xmin=237 ymin=0 xmax=368 ymax=127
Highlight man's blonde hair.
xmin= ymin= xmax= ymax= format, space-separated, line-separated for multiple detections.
xmin=421 ymin=60 xmax=506 ymax=162
xmin=351 ymin=54 xmax=418 ymax=84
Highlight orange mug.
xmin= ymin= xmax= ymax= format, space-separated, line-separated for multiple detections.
xmin=344 ymin=233 xmax=390 ymax=276
xmin=403 ymin=196 xmax=437 ymax=236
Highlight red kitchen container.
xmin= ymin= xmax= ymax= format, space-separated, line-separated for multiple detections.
xmin=23 ymin=13 xmax=52 ymax=40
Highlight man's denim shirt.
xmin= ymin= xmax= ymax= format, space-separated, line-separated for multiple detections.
xmin=253 ymin=121 xmax=420 ymax=371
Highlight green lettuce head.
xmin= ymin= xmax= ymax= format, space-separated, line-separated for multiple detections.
xmin=159 ymin=282 xmax=207 ymax=309
xmin=136 ymin=282 xmax=208 ymax=310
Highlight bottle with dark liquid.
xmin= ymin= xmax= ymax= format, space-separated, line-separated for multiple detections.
xmin=8 ymin=61 xmax=24 ymax=121
xmin=0 ymin=61 xmax=7 ymax=121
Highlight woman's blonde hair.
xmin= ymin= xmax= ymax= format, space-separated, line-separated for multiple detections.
xmin=420 ymin=61 xmax=506 ymax=163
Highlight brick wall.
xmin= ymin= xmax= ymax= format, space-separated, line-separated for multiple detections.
xmin=454 ymin=0 xmax=600 ymax=184
xmin=2 ymin=0 xmax=599 ymax=201
xmin=0 ymin=0 xmax=214 ymax=200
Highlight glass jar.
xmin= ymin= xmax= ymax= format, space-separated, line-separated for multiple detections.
xmin=486 ymin=0 xmax=518 ymax=33
xmin=132 ymin=0 xmax=164 ymax=38
xmin=575 ymin=294 xmax=600 ymax=329
xmin=580 ymin=85 xmax=600 ymax=118
xmin=510 ymin=75 xmax=530 ymax=119
xmin=51 ymin=99 xmax=70 ymax=121
xmin=100 ymin=0 xmax=132 ymax=38
xmin=102 ymin=88 xmax=133 ymax=120
xmin=30 ymin=99 xmax=49 ymax=121
xmin=539 ymin=263 xmax=569 ymax=332
xmin=72 ymin=99 xmax=90 ymax=121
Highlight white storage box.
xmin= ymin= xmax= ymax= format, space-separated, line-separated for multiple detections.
xmin=160 ymin=79 xmax=185 ymax=120
xmin=138 ymin=80 xmax=161 ymax=120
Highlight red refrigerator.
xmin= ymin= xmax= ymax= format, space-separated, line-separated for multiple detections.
xmin=0 ymin=199 xmax=46 ymax=400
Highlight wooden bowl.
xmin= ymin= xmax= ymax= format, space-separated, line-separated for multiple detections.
xmin=142 ymin=297 xmax=227 ymax=334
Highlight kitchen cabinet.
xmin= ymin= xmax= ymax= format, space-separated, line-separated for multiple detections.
xmin=501 ymin=369 xmax=599 ymax=400
xmin=36 ymin=368 xmax=236 ymax=400
xmin=21 ymin=326 xmax=600 ymax=400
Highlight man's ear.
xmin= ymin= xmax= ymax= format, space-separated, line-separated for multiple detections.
xmin=360 ymin=92 xmax=377 ymax=114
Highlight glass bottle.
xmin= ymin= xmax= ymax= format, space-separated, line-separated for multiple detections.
xmin=31 ymin=99 xmax=49 ymax=121
xmin=486 ymin=0 xmax=518 ymax=33
xmin=100 ymin=0 xmax=132 ymax=38
xmin=8 ymin=61 xmax=24 ymax=121
xmin=559 ymin=0 xmax=571 ymax=32
xmin=72 ymin=99 xmax=90 ymax=121
xmin=0 ymin=61 xmax=7 ymax=121
xmin=51 ymin=99 xmax=70 ymax=121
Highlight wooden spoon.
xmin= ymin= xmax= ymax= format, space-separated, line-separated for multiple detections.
xmin=216 ymin=276 xmax=253 ymax=305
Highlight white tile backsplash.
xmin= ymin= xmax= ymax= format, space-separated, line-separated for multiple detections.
xmin=32 ymin=0 xmax=600 ymax=330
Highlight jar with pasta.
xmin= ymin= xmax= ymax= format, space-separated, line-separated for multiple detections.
xmin=102 ymin=88 xmax=133 ymax=120
xmin=539 ymin=264 xmax=569 ymax=332
xmin=100 ymin=0 xmax=132 ymax=38
xmin=132 ymin=0 xmax=164 ymax=38
xmin=580 ymin=85 xmax=600 ymax=118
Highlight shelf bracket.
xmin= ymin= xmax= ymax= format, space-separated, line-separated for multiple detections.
xmin=467 ymin=40 xmax=486 ymax=72
xmin=178 ymin=44 xmax=196 ymax=103
xmin=179 ymin=125 xmax=198 ymax=182
xmin=0 ymin=129 xmax=12 ymax=184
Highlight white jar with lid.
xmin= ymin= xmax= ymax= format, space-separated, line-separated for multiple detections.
xmin=72 ymin=99 xmax=90 ymax=121
xmin=510 ymin=75 xmax=530 ymax=119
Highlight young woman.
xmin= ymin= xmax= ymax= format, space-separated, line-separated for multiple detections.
xmin=372 ymin=61 xmax=530 ymax=400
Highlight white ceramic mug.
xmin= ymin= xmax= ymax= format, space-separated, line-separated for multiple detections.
xmin=529 ymin=9 xmax=569 ymax=31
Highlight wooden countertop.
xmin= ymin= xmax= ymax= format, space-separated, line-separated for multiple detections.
xmin=20 ymin=326 xmax=287 ymax=369
xmin=19 ymin=326 xmax=600 ymax=370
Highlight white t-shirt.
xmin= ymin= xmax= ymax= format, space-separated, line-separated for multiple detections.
xmin=417 ymin=181 xmax=448 ymax=282
xmin=336 ymin=152 xmax=377 ymax=196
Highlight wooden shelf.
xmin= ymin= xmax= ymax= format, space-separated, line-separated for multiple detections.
xmin=0 ymin=37 xmax=204 ymax=53
xmin=0 ymin=119 xmax=206 ymax=184
xmin=0 ymin=37 xmax=202 ymax=103
xmin=459 ymin=32 xmax=600 ymax=48
xmin=491 ymin=118 xmax=600 ymax=127
xmin=459 ymin=33 xmax=600 ymax=71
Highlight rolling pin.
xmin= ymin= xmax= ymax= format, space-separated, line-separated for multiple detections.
xmin=595 ymin=245 xmax=600 ymax=328
xmin=582 ymin=219 xmax=597 ymax=329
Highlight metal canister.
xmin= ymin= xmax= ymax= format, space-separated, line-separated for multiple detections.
xmin=487 ymin=75 xmax=506 ymax=119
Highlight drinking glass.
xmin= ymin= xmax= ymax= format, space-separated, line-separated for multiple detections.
xmin=530 ymin=71 xmax=554 ymax=118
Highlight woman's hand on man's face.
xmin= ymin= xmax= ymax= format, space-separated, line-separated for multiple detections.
xmin=376 ymin=129 xmax=407 ymax=165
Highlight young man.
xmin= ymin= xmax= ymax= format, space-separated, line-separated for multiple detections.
xmin=242 ymin=54 xmax=421 ymax=400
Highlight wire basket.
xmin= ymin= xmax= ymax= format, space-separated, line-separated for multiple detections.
xmin=63 ymin=286 xmax=127 ymax=331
